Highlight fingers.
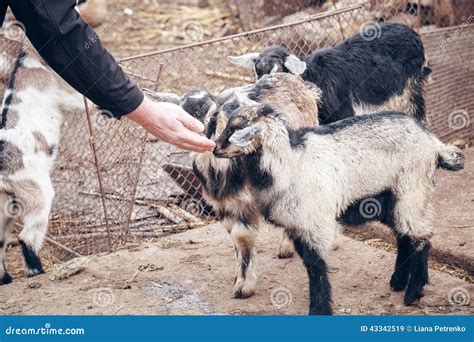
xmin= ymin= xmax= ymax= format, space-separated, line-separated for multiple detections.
xmin=174 ymin=130 xmax=216 ymax=152
xmin=177 ymin=110 xmax=205 ymax=133
xmin=172 ymin=138 xmax=214 ymax=153
xmin=126 ymin=98 xmax=215 ymax=152
xmin=177 ymin=142 xmax=213 ymax=153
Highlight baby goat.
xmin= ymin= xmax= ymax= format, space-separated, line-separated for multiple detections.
xmin=214 ymin=104 xmax=464 ymax=315
xmin=229 ymin=22 xmax=431 ymax=124
xmin=0 ymin=39 xmax=81 ymax=284
xmin=151 ymin=73 xmax=321 ymax=298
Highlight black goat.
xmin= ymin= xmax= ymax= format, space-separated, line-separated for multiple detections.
xmin=228 ymin=23 xmax=431 ymax=124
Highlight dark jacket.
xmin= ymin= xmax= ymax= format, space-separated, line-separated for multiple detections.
xmin=1 ymin=0 xmax=143 ymax=118
xmin=0 ymin=0 xmax=6 ymax=25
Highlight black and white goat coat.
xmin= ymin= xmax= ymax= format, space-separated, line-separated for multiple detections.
xmin=228 ymin=23 xmax=432 ymax=124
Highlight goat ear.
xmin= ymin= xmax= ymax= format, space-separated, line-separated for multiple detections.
xmin=142 ymin=89 xmax=181 ymax=104
xmin=269 ymin=64 xmax=279 ymax=75
xmin=204 ymin=101 xmax=219 ymax=117
xmin=235 ymin=91 xmax=259 ymax=107
xmin=229 ymin=124 xmax=263 ymax=147
xmin=284 ymin=54 xmax=307 ymax=75
xmin=227 ymin=53 xmax=260 ymax=68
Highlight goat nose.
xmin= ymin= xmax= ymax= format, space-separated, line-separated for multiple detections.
xmin=213 ymin=148 xmax=224 ymax=157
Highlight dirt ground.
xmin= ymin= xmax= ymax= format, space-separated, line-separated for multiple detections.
xmin=0 ymin=223 xmax=472 ymax=316
xmin=0 ymin=149 xmax=473 ymax=316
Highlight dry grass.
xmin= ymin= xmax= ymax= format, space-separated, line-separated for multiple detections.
xmin=99 ymin=0 xmax=238 ymax=57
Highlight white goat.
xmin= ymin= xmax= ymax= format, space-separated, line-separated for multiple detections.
xmin=214 ymin=104 xmax=464 ymax=315
xmin=0 ymin=37 xmax=81 ymax=284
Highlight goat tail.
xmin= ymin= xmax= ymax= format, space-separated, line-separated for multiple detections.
xmin=437 ymin=143 xmax=464 ymax=171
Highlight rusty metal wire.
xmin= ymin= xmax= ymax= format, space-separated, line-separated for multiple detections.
xmin=1 ymin=0 xmax=473 ymax=262
xmin=48 ymin=98 xmax=147 ymax=258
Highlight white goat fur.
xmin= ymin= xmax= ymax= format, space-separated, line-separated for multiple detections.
xmin=214 ymin=105 xmax=464 ymax=314
xmin=0 ymin=39 xmax=82 ymax=282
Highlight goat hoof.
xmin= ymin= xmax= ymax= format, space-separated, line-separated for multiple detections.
xmin=233 ymin=290 xmax=254 ymax=299
xmin=233 ymin=279 xmax=256 ymax=299
xmin=390 ymin=272 xmax=409 ymax=291
xmin=26 ymin=267 xmax=45 ymax=278
xmin=404 ymin=287 xmax=424 ymax=306
xmin=277 ymin=250 xmax=294 ymax=259
xmin=278 ymin=242 xmax=295 ymax=259
xmin=233 ymin=287 xmax=255 ymax=299
xmin=0 ymin=273 xmax=13 ymax=285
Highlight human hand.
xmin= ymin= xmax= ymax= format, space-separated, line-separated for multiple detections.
xmin=126 ymin=96 xmax=216 ymax=152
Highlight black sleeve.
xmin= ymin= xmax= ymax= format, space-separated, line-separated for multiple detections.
xmin=0 ymin=0 xmax=7 ymax=25
xmin=7 ymin=0 xmax=144 ymax=119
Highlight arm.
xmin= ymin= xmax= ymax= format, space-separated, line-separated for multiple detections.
xmin=0 ymin=0 xmax=6 ymax=26
xmin=8 ymin=0 xmax=141 ymax=118
xmin=7 ymin=0 xmax=215 ymax=152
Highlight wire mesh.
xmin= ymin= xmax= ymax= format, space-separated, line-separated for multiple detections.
xmin=44 ymin=99 xmax=147 ymax=258
xmin=229 ymin=0 xmax=419 ymax=31
xmin=422 ymin=24 xmax=474 ymax=143
xmin=229 ymin=0 xmax=474 ymax=32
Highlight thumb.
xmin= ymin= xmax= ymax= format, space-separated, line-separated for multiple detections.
xmin=178 ymin=110 xmax=205 ymax=133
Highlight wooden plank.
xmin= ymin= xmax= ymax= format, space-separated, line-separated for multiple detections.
xmin=434 ymin=0 xmax=474 ymax=28
xmin=158 ymin=0 xmax=209 ymax=8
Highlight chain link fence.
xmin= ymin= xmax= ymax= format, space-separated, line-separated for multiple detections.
xmin=229 ymin=0 xmax=474 ymax=32
xmin=423 ymin=24 xmax=474 ymax=143
xmin=1 ymin=0 xmax=473 ymax=260
xmin=48 ymin=101 xmax=147 ymax=258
